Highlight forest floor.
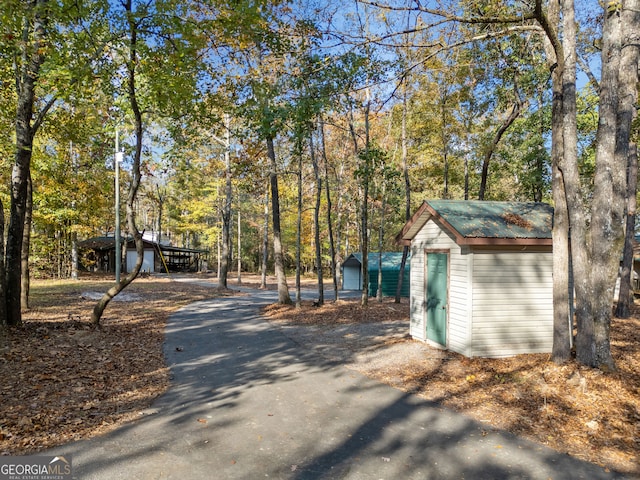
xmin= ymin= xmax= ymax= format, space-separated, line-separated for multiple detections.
xmin=0 ymin=273 xmax=638 ymax=476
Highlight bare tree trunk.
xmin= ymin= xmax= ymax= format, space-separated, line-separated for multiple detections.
xmin=574 ymin=2 xmax=622 ymax=369
xmin=237 ymin=211 xmax=241 ymax=283
xmin=260 ymin=186 xmax=269 ymax=289
xmin=7 ymin=115 xmax=32 ymax=324
xmin=218 ymin=118 xmax=232 ymax=289
xmin=615 ymin=143 xmax=638 ymax=318
xmin=376 ymin=253 xmax=383 ymax=301
xmin=396 ymin=79 xmax=411 ymax=303
xmin=336 ymin=147 xmax=349 ymax=295
xmin=295 ymin=153 xmax=302 ymax=308
xmin=439 ymin=87 xmax=450 ymax=199
xmin=320 ymin=118 xmax=338 ymax=301
xmin=613 ymin=0 xmax=640 ymax=319
xmin=540 ymin=0 xmax=573 ymax=364
xmin=71 ymin=232 xmax=78 ymax=280
xmin=360 ymin=196 xmax=369 ymax=306
xmin=376 ymin=179 xmax=387 ymax=302
xmin=551 ymin=116 xmax=573 ymax=363
xmin=359 ymin=102 xmax=371 ymax=307
xmin=551 ymin=117 xmax=573 ymax=362
xmin=310 ymin=132 xmax=324 ymax=305
xmin=0 ymin=200 xmax=7 ymax=347
xmin=20 ymin=172 xmax=32 ymax=311
xmin=6 ymin=0 xmax=49 ymax=326
xmin=572 ymin=0 xmax=638 ymax=369
xmin=572 ymin=0 xmax=621 ymax=369
xmin=267 ymin=136 xmax=292 ymax=305
xmin=216 ymin=231 xmax=221 ymax=278
xmin=156 ymin=186 xmax=164 ymax=243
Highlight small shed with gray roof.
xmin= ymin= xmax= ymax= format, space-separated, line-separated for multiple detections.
xmin=396 ymin=200 xmax=554 ymax=358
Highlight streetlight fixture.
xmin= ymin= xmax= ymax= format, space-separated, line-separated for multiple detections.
xmin=115 ymin=131 xmax=124 ymax=284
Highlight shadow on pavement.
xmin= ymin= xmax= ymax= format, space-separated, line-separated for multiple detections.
xmin=55 ymin=291 xmax=628 ymax=479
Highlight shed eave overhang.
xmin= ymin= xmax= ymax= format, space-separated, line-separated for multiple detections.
xmin=395 ymin=201 xmax=467 ymax=245
xmin=395 ymin=201 xmax=432 ymax=245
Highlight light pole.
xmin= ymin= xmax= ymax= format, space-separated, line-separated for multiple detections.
xmin=115 ymin=132 xmax=124 ymax=284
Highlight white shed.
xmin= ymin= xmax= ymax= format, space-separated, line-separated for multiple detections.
xmin=342 ymin=254 xmax=363 ymax=290
xmin=396 ymin=200 xmax=554 ymax=358
xmin=341 ymin=252 xmax=410 ymax=296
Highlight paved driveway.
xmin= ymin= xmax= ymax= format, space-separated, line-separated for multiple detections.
xmin=49 ymin=290 xmax=630 ymax=479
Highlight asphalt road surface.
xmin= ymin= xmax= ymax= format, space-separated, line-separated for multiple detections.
xmin=47 ymin=288 xmax=631 ymax=479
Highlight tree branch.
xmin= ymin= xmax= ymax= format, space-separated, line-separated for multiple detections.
xmin=577 ymin=55 xmax=600 ymax=91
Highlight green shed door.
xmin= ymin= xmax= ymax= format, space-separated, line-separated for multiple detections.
xmin=426 ymin=252 xmax=448 ymax=346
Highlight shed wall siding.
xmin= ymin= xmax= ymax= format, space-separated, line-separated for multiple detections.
xmin=470 ymin=251 xmax=553 ymax=357
xmin=342 ymin=265 xmax=361 ymax=290
xmin=410 ymin=219 xmax=469 ymax=354
xmin=126 ymin=249 xmax=155 ymax=273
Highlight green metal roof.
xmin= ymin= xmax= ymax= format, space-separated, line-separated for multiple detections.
xmin=345 ymin=252 xmax=410 ymax=271
xmin=397 ymin=200 xmax=553 ymax=246
xmin=428 ymin=200 xmax=553 ymax=239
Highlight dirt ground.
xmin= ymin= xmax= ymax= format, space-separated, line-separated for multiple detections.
xmin=1 ymin=274 xmax=638 ymax=477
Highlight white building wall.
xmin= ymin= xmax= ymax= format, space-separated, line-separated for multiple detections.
xmin=470 ymin=250 xmax=553 ymax=357
xmin=410 ymin=218 xmax=470 ymax=355
xmin=126 ymin=249 xmax=155 ymax=273
xmin=342 ymin=265 xmax=362 ymax=290
xmin=409 ymin=245 xmax=425 ymax=340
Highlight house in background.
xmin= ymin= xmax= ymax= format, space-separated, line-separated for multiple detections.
xmin=396 ymin=200 xmax=554 ymax=358
xmin=79 ymin=235 xmax=207 ymax=273
xmin=342 ymin=252 xmax=410 ymax=297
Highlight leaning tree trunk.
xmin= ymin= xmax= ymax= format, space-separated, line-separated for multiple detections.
xmin=91 ymin=0 xmax=146 ymax=324
xmin=90 ymin=185 xmax=145 ymax=324
xmin=478 ymin=101 xmax=522 ymax=200
xmin=266 ymin=135 xmax=292 ymax=305
xmin=90 ymin=134 xmax=145 ymax=323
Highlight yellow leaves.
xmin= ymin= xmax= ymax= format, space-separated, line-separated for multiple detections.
xmin=607 ymin=0 xmax=622 ymax=15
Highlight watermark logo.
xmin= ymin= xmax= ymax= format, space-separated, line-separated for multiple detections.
xmin=0 ymin=455 xmax=72 ymax=480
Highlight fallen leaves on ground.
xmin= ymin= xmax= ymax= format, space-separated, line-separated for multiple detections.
xmin=2 ymin=274 xmax=638 ymax=477
xmin=0 ymin=275 xmax=218 ymax=455
xmin=263 ymin=297 xmax=640 ymax=476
